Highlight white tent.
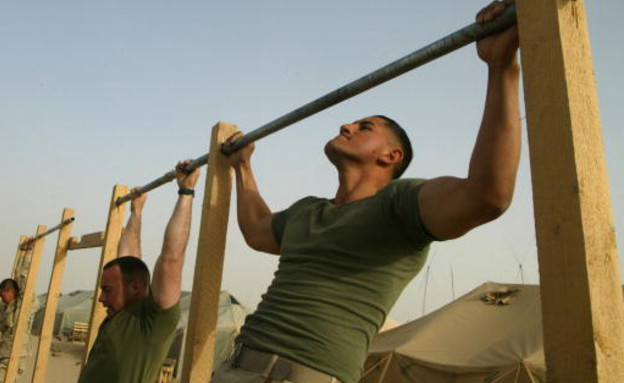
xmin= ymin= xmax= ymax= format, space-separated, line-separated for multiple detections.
xmin=32 ymin=290 xmax=93 ymax=336
xmin=166 ymin=290 xmax=252 ymax=377
xmin=379 ymin=317 xmax=401 ymax=333
xmin=360 ymin=282 xmax=546 ymax=383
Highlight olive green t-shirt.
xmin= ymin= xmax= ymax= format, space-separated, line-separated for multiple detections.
xmin=238 ymin=178 xmax=435 ymax=383
xmin=78 ymin=293 xmax=180 ymax=383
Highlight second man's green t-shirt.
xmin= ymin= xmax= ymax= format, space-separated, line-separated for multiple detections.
xmin=79 ymin=292 xmax=180 ymax=383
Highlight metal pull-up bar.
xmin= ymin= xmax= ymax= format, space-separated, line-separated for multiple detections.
xmin=116 ymin=5 xmax=516 ymax=206
xmin=21 ymin=217 xmax=75 ymax=249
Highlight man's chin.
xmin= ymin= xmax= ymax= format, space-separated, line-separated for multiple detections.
xmin=324 ymin=140 xmax=343 ymax=159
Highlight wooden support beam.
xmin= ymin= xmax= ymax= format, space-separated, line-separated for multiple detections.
xmin=31 ymin=208 xmax=75 ymax=383
xmin=68 ymin=231 xmax=105 ymax=250
xmin=82 ymin=185 xmax=128 ymax=366
xmin=4 ymin=225 xmax=47 ymax=383
xmin=517 ymin=0 xmax=624 ymax=382
xmin=181 ymin=122 xmax=236 ymax=383
xmin=11 ymin=236 xmax=29 ymax=282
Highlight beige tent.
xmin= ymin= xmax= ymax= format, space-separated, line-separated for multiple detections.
xmin=360 ymin=282 xmax=545 ymax=383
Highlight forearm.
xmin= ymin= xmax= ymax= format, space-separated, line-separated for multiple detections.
xmin=467 ymin=60 xmax=521 ymax=213
xmin=117 ymin=211 xmax=142 ymax=258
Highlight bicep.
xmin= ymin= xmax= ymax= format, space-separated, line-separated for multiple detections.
xmin=419 ymin=177 xmax=500 ymax=240
xmin=151 ymin=257 xmax=183 ymax=310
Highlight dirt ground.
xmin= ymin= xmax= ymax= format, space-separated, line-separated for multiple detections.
xmin=18 ymin=336 xmax=83 ymax=383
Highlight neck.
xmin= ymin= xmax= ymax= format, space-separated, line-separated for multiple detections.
xmin=333 ymin=167 xmax=392 ymax=206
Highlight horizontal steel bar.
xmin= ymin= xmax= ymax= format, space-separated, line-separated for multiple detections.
xmin=115 ymin=5 xmax=516 ymax=206
xmin=221 ymin=5 xmax=517 ymax=154
xmin=22 ymin=217 xmax=75 ymax=249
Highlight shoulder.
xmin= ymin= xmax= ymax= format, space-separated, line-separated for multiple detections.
xmin=289 ymin=196 xmax=326 ymax=209
xmin=112 ymin=294 xmax=179 ymax=336
xmin=380 ymin=178 xmax=438 ymax=243
xmin=123 ymin=293 xmax=181 ymax=320
xmin=275 ymin=196 xmax=327 ymax=218
xmin=145 ymin=292 xmax=181 ymax=316
xmin=378 ymin=178 xmax=429 ymax=200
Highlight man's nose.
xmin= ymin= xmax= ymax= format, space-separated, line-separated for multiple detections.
xmin=98 ymin=294 xmax=105 ymax=303
xmin=340 ymin=123 xmax=354 ymax=135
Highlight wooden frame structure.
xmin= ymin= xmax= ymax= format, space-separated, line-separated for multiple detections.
xmin=180 ymin=122 xmax=236 ymax=382
xmin=4 ymin=225 xmax=47 ymax=383
xmin=82 ymin=185 xmax=128 ymax=365
xmin=10 ymin=236 xmax=29 ymax=282
xmin=6 ymin=1 xmax=623 ymax=382
xmin=27 ymin=186 xmax=127 ymax=383
xmin=30 ymin=209 xmax=75 ymax=383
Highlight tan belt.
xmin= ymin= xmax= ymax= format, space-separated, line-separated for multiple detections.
xmin=230 ymin=343 xmax=342 ymax=383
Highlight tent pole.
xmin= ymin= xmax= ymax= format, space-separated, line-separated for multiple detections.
xmin=360 ymin=355 xmax=390 ymax=379
xmin=488 ymin=366 xmax=519 ymax=383
xmin=376 ymin=354 xmax=393 ymax=383
xmin=522 ymin=361 xmax=539 ymax=383
xmin=513 ymin=364 xmax=521 ymax=383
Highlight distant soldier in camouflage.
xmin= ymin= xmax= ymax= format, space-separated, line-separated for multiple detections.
xmin=0 ymin=278 xmax=24 ymax=379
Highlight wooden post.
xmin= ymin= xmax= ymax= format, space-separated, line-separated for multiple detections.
xmin=10 ymin=236 xmax=29 ymax=282
xmin=31 ymin=208 xmax=75 ymax=383
xmin=517 ymin=0 xmax=624 ymax=382
xmin=4 ymin=225 xmax=47 ymax=383
xmin=181 ymin=122 xmax=236 ymax=383
xmin=82 ymin=185 xmax=128 ymax=366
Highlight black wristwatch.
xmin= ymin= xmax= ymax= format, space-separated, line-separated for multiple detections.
xmin=178 ymin=188 xmax=195 ymax=197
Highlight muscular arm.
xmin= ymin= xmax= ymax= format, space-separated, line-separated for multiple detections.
xmin=227 ymin=132 xmax=280 ymax=255
xmin=117 ymin=189 xmax=147 ymax=258
xmin=151 ymin=160 xmax=200 ymax=309
xmin=419 ymin=0 xmax=521 ymax=240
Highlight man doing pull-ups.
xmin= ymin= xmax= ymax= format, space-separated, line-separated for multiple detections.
xmin=212 ymin=1 xmax=521 ymax=383
xmin=79 ymin=159 xmax=200 ymax=383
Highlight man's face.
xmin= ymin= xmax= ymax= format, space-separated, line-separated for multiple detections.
xmin=324 ymin=116 xmax=400 ymax=169
xmin=98 ymin=265 xmax=127 ymax=318
xmin=0 ymin=287 xmax=15 ymax=305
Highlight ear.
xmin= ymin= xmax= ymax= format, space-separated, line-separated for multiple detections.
xmin=378 ymin=147 xmax=404 ymax=167
xmin=126 ymin=280 xmax=140 ymax=296
xmin=128 ymin=279 xmax=149 ymax=298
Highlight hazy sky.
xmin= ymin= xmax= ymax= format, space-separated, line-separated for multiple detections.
xmin=1 ymin=0 xmax=622 ymax=323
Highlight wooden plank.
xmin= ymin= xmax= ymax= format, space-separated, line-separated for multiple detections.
xmin=4 ymin=225 xmax=47 ymax=383
xmin=82 ymin=185 xmax=128 ymax=366
xmin=70 ymin=322 xmax=89 ymax=343
xmin=11 ymin=236 xmax=29 ymax=281
xmin=31 ymin=208 xmax=75 ymax=383
xmin=68 ymin=231 xmax=105 ymax=250
xmin=517 ymin=0 xmax=624 ymax=382
xmin=181 ymin=122 xmax=236 ymax=383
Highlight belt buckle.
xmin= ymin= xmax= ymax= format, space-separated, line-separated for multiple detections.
xmin=230 ymin=343 xmax=243 ymax=368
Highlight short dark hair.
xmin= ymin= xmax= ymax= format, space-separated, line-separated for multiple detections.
xmin=0 ymin=278 xmax=20 ymax=296
xmin=104 ymin=256 xmax=150 ymax=287
xmin=374 ymin=115 xmax=413 ymax=179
